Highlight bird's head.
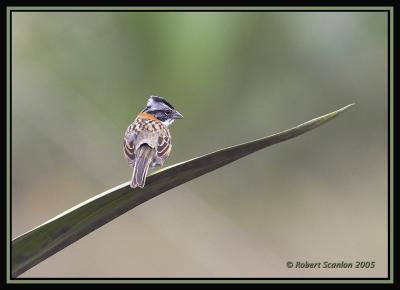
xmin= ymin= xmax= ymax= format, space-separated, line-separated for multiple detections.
xmin=143 ymin=95 xmax=184 ymax=126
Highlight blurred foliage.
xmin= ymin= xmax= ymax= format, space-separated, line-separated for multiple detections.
xmin=12 ymin=11 xmax=388 ymax=277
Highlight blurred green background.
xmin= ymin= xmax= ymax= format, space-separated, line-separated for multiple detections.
xmin=12 ymin=11 xmax=388 ymax=278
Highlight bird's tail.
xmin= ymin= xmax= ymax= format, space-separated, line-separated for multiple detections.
xmin=131 ymin=144 xmax=155 ymax=188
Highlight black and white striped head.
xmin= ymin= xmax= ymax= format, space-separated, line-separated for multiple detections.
xmin=143 ymin=95 xmax=183 ymax=126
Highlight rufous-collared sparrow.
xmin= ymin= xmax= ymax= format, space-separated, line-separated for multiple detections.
xmin=124 ymin=96 xmax=183 ymax=188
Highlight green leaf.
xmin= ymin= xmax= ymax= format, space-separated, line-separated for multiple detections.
xmin=11 ymin=104 xmax=354 ymax=277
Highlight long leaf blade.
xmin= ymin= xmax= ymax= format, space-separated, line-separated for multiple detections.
xmin=11 ymin=104 xmax=354 ymax=277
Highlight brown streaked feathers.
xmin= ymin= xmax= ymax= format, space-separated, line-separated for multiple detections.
xmin=124 ymin=114 xmax=172 ymax=188
xmin=124 ymin=95 xmax=182 ymax=188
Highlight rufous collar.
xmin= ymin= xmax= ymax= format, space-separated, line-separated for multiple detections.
xmin=138 ymin=112 xmax=160 ymax=121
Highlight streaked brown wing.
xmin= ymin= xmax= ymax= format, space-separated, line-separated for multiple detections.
xmin=123 ymin=123 xmax=138 ymax=162
xmin=123 ymin=137 xmax=136 ymax=161
xmin=124 ymin=117 xmax=164 ymax=164
xmin=157 ymin=129 xmax=171 ymax=160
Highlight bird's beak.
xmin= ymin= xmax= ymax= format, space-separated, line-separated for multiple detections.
xmin=173 ymin=110 xmax=184 ymax=119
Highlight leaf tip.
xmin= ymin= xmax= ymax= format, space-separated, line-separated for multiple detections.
xmin=334 ymin=103 xmax=356 ymax=116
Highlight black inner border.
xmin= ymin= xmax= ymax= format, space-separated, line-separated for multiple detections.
xmin=6 ymin=7 xmax=395 ymax=282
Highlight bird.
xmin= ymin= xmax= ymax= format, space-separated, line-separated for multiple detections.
xmin=123 ymin=95 xmax=184 ymax=188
